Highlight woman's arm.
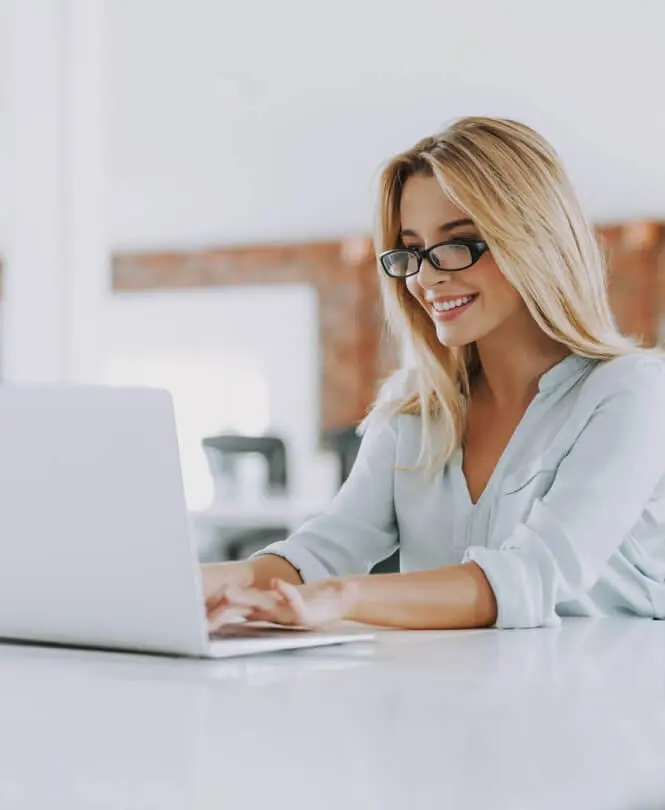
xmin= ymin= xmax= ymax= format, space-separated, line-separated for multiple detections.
xmin=248 ymin=417 xmax=400 ymax=582
xmin=209 ymin=562 xmax=497 ymax=630
xmin=204 ymin=415 xmax=400 ymax=619
xmin=340 ymin=562 xmax=497 ymax=628
xmin=465 ymin=355 xmax=665 ymax=628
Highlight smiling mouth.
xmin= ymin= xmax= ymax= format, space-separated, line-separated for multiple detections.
xmin=430 ymin=294 xmax=477 ymax=313
xmin=430 ymin=294 xmax=478 ymax=322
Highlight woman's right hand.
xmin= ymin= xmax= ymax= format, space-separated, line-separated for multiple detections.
xmin=201 ymin=555 xmax=303 ymax=627
xmin=201 ymin=561 xmax=255 ymax=620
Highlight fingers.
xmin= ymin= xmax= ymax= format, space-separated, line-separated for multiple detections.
xmin=224 ymin=586 xmax=284 ymax=611
xmin=226 ymin=583 xmax=302 ymax=626
xmin=205 ymin=589 xmax=232 ymax=618
xmin=227 ymin=586 xmax=299 ymax=626
xmin=205 ymin=587 xmax=256 ymax=631
xmin=205 ymin=583 xmax=274 ymax=618
xmin=206 ymin=586 xmax=286 ymax=631
xmin=206 ymin=583 xmax=310 ymax=630
xmin=200 ymin=562 xmax=254 ymax=611
xmin=207 ymin=603 xmax=253 ymax=633
xmin=273 ymin=579 xmax=309 ymax=624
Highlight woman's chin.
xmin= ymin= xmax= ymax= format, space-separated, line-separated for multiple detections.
xmin=433 ymin=324 xmax=476 ymax=348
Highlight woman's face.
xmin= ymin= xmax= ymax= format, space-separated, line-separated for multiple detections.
xmin=400 ymin=174 xmax=526 ymax=348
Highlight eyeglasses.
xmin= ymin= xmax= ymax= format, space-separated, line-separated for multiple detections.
xmin=379 ymin=238 xmax=489 ymax=279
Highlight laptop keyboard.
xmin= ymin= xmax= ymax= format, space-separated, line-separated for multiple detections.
xmin=209 ymin=622 xmax=310 ymax=640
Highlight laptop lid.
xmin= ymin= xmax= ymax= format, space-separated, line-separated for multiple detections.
xmin=0 ymin=385 xmax=209 ymax=657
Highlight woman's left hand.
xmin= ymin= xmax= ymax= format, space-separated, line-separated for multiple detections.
xmin=207 ymin=578 xmax=357 ymax=632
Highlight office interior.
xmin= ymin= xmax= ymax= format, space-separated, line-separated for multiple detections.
xmin=1 ymin=2 xmax=665 ymax=809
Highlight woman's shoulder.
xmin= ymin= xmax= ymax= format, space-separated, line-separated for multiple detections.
xmin=563 ymin=352 xmax=665 ymax=431
xmin=581 ymin=351 xmax=665 ymax=402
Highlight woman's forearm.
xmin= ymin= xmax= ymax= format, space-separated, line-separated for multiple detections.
xmin=340 ymin=562 xmax=498 ymax=629
xmin=250 ymin=554 xmax=303 ymax=589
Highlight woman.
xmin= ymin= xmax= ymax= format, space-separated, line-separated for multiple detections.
xmin=203 ymin=117 xmax=665 ymax=630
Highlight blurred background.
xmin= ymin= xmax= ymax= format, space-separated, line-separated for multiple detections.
xmin=2 ymin=0 xmax=665 ymax=563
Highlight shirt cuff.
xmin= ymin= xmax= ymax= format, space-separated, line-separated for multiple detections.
xmin=464 ymin=526 xmax=561 ymax=629
xmin=250 ymin=540 xmax=334 ymax=584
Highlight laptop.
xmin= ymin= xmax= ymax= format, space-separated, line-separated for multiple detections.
xmin=0 ymin=385 xmax=374 ymax=658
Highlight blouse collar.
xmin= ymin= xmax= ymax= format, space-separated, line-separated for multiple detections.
xmin=538 ymin=354 xmax=594 ymax=394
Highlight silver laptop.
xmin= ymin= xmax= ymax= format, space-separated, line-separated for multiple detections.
xmin=0 ymin=385 xmax=373 ymax=658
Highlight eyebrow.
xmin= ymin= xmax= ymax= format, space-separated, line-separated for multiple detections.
xmin=399 ymin=218 xmax=476 ymax=239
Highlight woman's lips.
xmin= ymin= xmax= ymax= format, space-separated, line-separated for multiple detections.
xmin=431 ymin=294 xmax=478 ymax=322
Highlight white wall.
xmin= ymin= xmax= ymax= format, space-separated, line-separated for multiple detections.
xmin=2 ymin=0 xmax=665 ymax=252
xmin=0 ymin=1 xmax=12 ymax=249
xmin=93 ymin=0 xmax=665 ymax=247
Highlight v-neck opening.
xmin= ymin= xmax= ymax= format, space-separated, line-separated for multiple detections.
xmin=453 ymin=354 xmax=593 ymax=508
xmin=456 ymin=391 xmax=543 ymax=508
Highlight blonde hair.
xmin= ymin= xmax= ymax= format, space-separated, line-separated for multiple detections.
xmin=364 ymin=116 xmax=649 ymax=472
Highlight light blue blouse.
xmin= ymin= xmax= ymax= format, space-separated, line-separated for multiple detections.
xmin=256 ymin=353 xmax=665 ymax=628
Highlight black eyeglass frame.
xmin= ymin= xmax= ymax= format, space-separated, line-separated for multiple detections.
xmin=379 ymin=238 xmax=489 ymax=278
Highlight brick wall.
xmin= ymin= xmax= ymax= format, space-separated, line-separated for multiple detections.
xmin=599 ymin=222 xmax=665 ymax=345
xmin=1 ymin=221 xmax=664 ymax=432
xmin=112 ymin=222 xmax=665 ymax=431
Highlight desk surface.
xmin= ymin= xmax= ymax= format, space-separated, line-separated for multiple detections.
xmin=0 ymin=618 xmax=664 ymax=810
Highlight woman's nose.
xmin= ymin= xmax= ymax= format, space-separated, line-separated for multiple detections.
xmin=416 ymin=256 xmax=451 ymax=288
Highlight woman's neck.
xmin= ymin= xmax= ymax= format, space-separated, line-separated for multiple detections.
xmin=473 ymin=316 xmax=570 ymax=408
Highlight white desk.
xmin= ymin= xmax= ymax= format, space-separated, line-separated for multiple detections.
xmin=0 ymin=618 xmax=664 ymax=810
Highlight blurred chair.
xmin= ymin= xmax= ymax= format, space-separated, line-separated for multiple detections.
xmin=201 ymin=434 xmax=290 ymax=560
xmin=203 ymin=434 xmax=288 ymax=498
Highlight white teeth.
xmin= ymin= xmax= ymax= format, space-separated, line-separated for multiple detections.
xmin=432 ymin=295 xmax=474 ymax=312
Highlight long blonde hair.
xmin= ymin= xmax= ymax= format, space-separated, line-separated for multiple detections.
xmin=365 ymin=116 xmax=647 ymax=472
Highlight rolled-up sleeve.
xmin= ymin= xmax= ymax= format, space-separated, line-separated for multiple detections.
xmin=465 ymin=357 xmax=665 ymax=628
xmin=252 ymin=418 xmax=399 ymax=582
